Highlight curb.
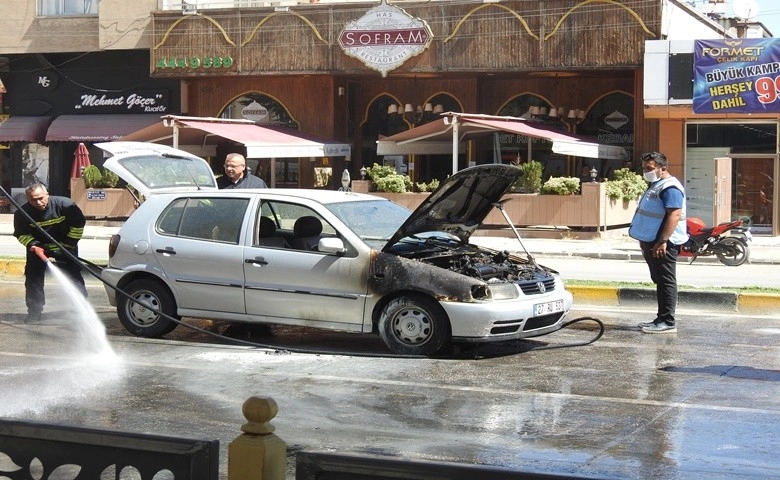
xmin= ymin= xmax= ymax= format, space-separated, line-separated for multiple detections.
xmin=554 ymin=285 xmax=780 ymax=315
xmin=0 ymin=260 xmax=25 ymax=277
xmin=539 ymin=251 xmax=779 ymax=265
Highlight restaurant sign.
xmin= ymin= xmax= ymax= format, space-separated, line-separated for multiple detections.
xmin=338 ymin=0 xmax=432 ymax=77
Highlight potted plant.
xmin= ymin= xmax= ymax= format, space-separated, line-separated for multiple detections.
xmin=72 ymin=165 xmax=137 ymax=218
xmin=82 ymin=165 xmax=103 ymax=189
xmin=364 ymin=164 xmax=435 ymax=209
xmin=366 ymin=164 xmax=410 ymax=193
xmin=540 ymin=176 xmax=581 ymax=195
xmin=103 ymin=168 xmax=120 ymax=188
xmin=605 ymin=168 xmax=647 ymax=202
xmin=512 ymin=160 xmax=543 ymax=193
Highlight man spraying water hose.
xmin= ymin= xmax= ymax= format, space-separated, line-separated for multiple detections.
xmin=13 ymin=183 xmax=87 ymax=322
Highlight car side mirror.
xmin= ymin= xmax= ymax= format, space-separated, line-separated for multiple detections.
xmin=318 ymin=237 xmax=346 ymax=255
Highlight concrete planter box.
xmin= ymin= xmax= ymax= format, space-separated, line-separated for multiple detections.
xmin=70 ymin=178 xmax=138 ymax=219
xmin=370 ymin=191 xmax=431 ymax=210
xmin=369 ymin=183 xmax=638 ymax=238
xmin=483 ymin=183 xmax=637 ymax=228
xmin=350 ymin=180 xmax=372 ymax=193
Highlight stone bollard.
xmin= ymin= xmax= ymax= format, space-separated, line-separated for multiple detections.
xmin=228 ymin=396 xmax=287 ymax=480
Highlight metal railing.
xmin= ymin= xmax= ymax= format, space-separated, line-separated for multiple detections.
xmin=0 ymin=419 xmax=219 ymax=479
xmin=295 ymin=450 xmax=605 ymax=480
xmin=2 ymin=397 xmax=605 ymax=480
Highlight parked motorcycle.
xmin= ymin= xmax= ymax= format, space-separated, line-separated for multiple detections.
xmin=680 ymin=217 xmax=752 ymax=266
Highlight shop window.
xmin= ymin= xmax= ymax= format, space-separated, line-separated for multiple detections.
xmin=361 ymin=94 xmax=403 ymax=170
xmin=498 ymin=94 xmax=553 ymax=121
xmin=274 ymin=159 xmax=299 ymax=187
xmin=22 ymin=144 xmax=49 ymax=187
xmin=413 ymin=94 xmax=461 ymax=183
xmin=38 ymin=0 xmax=98 ymax=16
xmin=577 ymin=92 xmax=634 ymax=180
xmin=686 ymin=122 xmax=777 ymax=234
xmin=497 ymin=94 xmax=559 ymax=179
xmin=220 ymin=92 xmax=298 ymax=188
xmin=361 ymin=93 xmax=463 ymax=185
xmin=221 ymin=93 xmax=298 ymax=129
xmin=313 ymin=167 xmax=332 ymax=188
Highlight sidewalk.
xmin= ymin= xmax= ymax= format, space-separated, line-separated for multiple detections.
xmin=0 ymin=214 xmax=123 ymax=242
xmin=3 ymin=213 xmax=780 ymax=263
xmin=472 ymin=231 xmax=780 ymax=264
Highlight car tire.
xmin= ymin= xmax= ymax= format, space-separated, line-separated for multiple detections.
xmin=117 ymin=279 xmax=179 ymax=337
xmin=378 ymin=295 xmax=450 ymax=356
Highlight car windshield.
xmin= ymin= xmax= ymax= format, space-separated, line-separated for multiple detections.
xmin=325 ymin=199 xmax=411 ymax=247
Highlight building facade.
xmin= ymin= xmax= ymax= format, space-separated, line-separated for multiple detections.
xmin=148 ymin=0 xmax=659 ymax=188
xmin=644 ymin=2 xmax=778 ymax=235
xmin=0 ymin=0 xmax=775 ymax=235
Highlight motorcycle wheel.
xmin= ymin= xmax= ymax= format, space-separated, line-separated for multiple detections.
xmin=716 ymin=237 xmax=749 ymax=266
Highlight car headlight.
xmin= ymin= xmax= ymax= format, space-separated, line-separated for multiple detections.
xmin=471 ymin=283 xmax=519 ymax=301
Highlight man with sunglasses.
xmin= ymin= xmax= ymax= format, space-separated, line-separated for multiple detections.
xmin=628 ymin=152 xmax=688 ymax=334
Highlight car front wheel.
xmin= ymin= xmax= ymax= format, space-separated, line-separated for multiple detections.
xmin=117 ymin=279 xmax=179 ymax=337
xmin=378 ymin=295 xmax=450 ymax=356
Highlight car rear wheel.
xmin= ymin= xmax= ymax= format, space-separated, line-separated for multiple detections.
xmin=378 ymin=295 xmax=450 ymax=356
xmin=117 ymin=279 xmax=179 ymax=337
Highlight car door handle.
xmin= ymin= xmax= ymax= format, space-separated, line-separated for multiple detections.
xmin=246 ymin=257 xmax=268 ymax=265
xmin=155 ymin=248 xmax=176 ymax=256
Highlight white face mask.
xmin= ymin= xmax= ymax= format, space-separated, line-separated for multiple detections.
xmin=643 ymin=170 xmax=659 ymax=182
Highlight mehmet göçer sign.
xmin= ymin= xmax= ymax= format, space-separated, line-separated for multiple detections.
xmin=693 ymin=38 xmax=780 ymax=114
xmin=338 ymin=0 xmax=432 ymax=77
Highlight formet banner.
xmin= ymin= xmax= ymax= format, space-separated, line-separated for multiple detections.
xmin=693 ymin=38 xmax=780 ymax=114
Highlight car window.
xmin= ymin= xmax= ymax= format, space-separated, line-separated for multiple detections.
xmin=117 ymin=154 xmax=217 ymax=190
xmin=259 ymin=201 xmax=335 ymax=235
xmin=156 ymin=197 xmax=249 ymax=244
xmin=258 ymin=200 xmax=338 ymax=251
xmin=326 ymin=199 xmax=409 ymax=241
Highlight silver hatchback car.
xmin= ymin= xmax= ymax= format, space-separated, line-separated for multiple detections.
xmin=98 ymin=142 xmax=573 ymax=356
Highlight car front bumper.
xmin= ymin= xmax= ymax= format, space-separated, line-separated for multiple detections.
xmin=441 ymin=289 xmax=574 ymax=342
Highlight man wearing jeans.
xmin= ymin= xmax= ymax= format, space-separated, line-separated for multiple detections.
xmin=628 ymin=152 xmax=689 ymax=334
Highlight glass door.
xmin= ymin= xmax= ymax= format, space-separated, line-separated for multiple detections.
xmin=732 ymin=156 xmax=775 ymax=235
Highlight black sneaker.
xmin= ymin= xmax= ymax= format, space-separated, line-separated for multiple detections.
xmin=25 ymin=311 xmax=42 ymax=323
xmin=641 ymin=322 xmax=677 ymax=334
xmin=637 ymin=319 xmax=658 ymax=328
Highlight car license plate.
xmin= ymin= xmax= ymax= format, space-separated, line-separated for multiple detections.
xmin=534 ymin=300 xmax=564 ymax=316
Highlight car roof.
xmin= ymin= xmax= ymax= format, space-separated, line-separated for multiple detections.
xmin=147 ymin=188 xmax=388 ymax=205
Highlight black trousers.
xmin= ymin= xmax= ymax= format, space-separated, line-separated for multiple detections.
xmin=639 ymin=241 xmax=680 ymax=326
xmin=24 ymin=250 xmax=87 ymax=314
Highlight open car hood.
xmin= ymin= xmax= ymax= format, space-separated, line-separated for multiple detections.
xmin=383 ymin=164 xmax=521 ymax=251
xmin=96 ymin=141 xmax=218 ymax=197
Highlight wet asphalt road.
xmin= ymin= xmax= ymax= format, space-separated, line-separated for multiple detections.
xmin=0 ymin=278 xmax=779 ymax=480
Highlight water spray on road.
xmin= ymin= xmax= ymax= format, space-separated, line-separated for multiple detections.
xmin=46 ymin=260 xmax=117 ymax=357
xmin=0 ymin=256 xmax=124 ymax=417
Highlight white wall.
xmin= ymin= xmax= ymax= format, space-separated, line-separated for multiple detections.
xmin=662 ymin=0 xmax=731 ymax=40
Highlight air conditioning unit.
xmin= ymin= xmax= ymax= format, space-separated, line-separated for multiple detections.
xmin=182 ymin=0 xmax=198 ymax=15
